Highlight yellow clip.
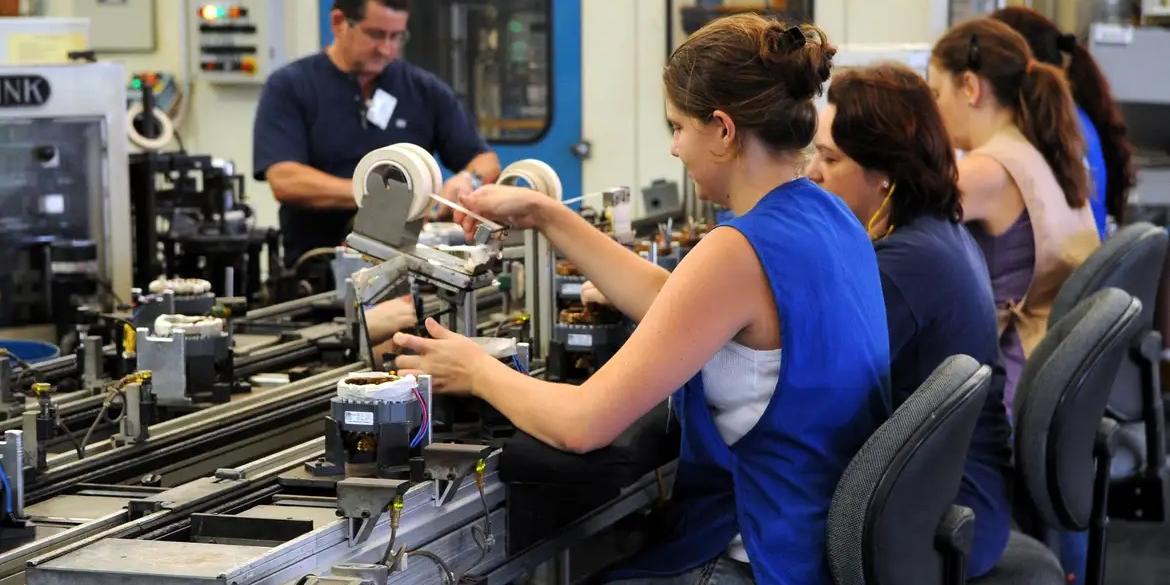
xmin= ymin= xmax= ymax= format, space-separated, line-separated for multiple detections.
xmin=123 ymin=323 xmax=137 ymax=354
xmin=475 ymin=458 xmax=488 ymax=489
xmin=137 ymin=370 xmax=152 ymax=381
xmin=393 ymin=496 xmax=404 ymax=512
xmin=31 ymin=382 xmax=51 ymax=396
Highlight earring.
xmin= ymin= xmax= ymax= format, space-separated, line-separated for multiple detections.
xmin=881 ymin=180 xmax=890 ymax=190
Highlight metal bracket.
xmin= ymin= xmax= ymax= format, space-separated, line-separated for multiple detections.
xmin=80 ymin=334 xmax=104 ymax=392
xmin=112 ymin=382 xmax=151 ymax=446
xmin=422 ymin=443 xmax=492 ymax=507
xmin=20 ymin=411 xmax=40 ymax=471
xmin=350 ymin=255 xmax=412 ymax=307
xmin=331 ymin=563 xmax=390 ymax=585
xmin=127 ymin=498 xmax=165 ymax=520
xmin=214 ymin=468 xmax=246 ymax=481
xmin=336 ymin=477 xmax=410 ymax=546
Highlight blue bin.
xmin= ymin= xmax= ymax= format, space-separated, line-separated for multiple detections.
xmin=0 ymin=339 xmax=61 ymax=363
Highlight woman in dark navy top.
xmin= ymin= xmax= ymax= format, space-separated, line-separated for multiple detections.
xmin=807 ymin=63 xmax=1014 ymax=578
xmin=391 ymin=14 xmax=891 ymax=585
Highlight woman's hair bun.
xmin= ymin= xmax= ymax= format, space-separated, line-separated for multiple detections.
xmin=758 ymin=22 xmax=835 ymax=101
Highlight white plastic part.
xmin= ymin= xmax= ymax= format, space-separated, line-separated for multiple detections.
xmin=126 ymin=103 xmax=176 ymax=152
xmin=436 ymin=244 xmax=496 ymax=272
xmin=337 ymin=372 xmax=418 ymax=402
xmin=351 ymin=143 xmax=439 ymax=221
xmin=473 ymin=337 xmax=518 ymax=358
xmin=148 ymin=277 xmax=212 ymax=296
xmin=498 ymin=159 xmax=563 ymax=201
xmin=419 ymin=222 xmax=467 ymax=247
xmin=154 ymin=314 xmax=224 ymax=337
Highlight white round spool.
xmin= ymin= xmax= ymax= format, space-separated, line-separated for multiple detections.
xmin=395 ymin=142 xmax=443 ymax=197
xmin=126 ymin=103 xmax=176 ymax=152
xmin=498 ymin=159 xmax=563 ymax=201
xmin=351 ymin=144 xmax=438 ymax=221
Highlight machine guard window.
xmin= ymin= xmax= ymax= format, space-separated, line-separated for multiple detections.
xmin=405 ymin=0 xmax=551 ymax=145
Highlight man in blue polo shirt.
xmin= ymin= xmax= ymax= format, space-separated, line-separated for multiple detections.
xmin=253 ymin=0 xmax=500 ymax=266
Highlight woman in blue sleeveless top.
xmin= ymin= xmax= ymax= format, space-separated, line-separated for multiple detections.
xmin=393 ymin=14 xmax=891 ymax=585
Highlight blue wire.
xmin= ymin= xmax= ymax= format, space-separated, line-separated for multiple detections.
xmin=0 ymin=460 xmax=14 ymax=516
xmin=409 ymin=425 xmax=425 ymax=449
xmin=511 ymin=355 xmax=528 ymax=375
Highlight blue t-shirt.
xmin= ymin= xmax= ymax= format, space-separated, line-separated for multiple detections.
xmin=252 ymin=53 xmax=489 ymax=264
xmin=1076 ymin=106 xmax=1108 ymax=239
xmin=875 ymin=214 xmax=1013 ymax=577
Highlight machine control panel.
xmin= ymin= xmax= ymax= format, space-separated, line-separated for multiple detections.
xmin=188 ymin=1 xmax=287 ymax=84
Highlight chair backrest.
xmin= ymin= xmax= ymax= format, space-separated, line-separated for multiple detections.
xmin=827 ymin=355 xmax=991 ymax=585
xmin=1016 ymin=288 xmax=1143 ymax=530
xmin=1049 ymin=222 xmax=1169 ymax=421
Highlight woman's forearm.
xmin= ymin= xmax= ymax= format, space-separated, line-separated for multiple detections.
xmin=470 ymin=357 xmax=610 ymax=453
xmin=537 ymin=202 xmax=670 ymax=322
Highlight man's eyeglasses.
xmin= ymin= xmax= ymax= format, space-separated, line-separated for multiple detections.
xmin=347 ymin=19 xmax=411 ymax=46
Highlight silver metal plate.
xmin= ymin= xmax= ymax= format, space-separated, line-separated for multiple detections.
xmin=30 ymin=539 xmax=271 ymax=581
xmin=25 ymin=496 xmax=132 ymax=523
xmin=234 ymin=505 xmax=341 ymax=530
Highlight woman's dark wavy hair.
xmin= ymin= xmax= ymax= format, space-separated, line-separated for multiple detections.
xmin=827 ymin=63 xmax=963 ymax=226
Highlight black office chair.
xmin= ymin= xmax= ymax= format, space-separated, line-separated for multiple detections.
xmin=827 ymin=355 xmax=992 ymax=585
xmin=974 ymin=288 xmax=1144 ymax=585
xmin=1049 ymin=222 xmax=1170 ymax=521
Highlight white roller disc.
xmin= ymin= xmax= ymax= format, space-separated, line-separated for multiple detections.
xmin=126 ymin=102 xmax=176 ymax=152
xmin=350 ymin=144 xmax=436 ymax=221
xmin=395 ymin=142 xmax=443 ymax=197
xmin=352 ymin=146 xmax=400 ymax=208
xmin=392 ymin=146 xmax=435 ymax=221
xmin=498 ymin=159 xmax=563 ymax=201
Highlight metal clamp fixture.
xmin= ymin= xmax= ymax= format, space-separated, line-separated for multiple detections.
xmin=112 ymin=371 xmax=156 ymax=446
xmin=422 ymin=443 xmax=493 ymax=507
xmin=346 ymin=144 xmax=508 ymax=341
xmin=335 ymin=477 xmax=410 ymax=546
xmin=21 ymin=382 xmax=56 ymax=471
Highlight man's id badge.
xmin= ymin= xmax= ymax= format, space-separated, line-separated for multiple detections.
xmin=366 ymin=88 xmax=398 ymax=130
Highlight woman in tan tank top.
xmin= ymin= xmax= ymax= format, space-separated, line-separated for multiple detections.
xmin=927 ymin=18 xmax=1099 ymax=413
